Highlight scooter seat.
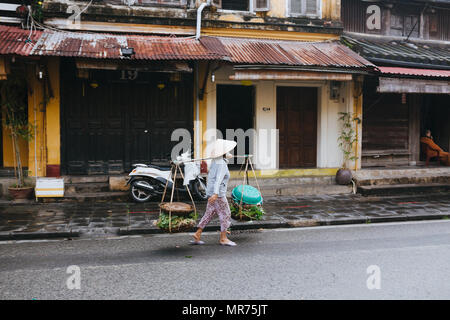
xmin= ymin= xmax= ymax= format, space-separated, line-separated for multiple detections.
xmin=148 ymin=164 xmax=172 ymax=171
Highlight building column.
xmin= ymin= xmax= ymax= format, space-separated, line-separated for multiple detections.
xmin=352 ymin=76 xmax=363 ymax=171
xmin=27 ymin=57 xmax=60 ymax=177
xmin=45 ymin=58 xmax=61 ymax=176
xmin=27 ymin=63 xmax=45 ymax=177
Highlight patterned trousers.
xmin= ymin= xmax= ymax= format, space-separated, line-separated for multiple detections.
xmin=198 ymin=196 xmax=232 ymax=232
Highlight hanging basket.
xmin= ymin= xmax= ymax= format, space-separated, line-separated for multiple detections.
xmin=230 ymin=192 xmax=265 ymax=221
xmin=158 ymin=202 xmax=197 ymax=233
xmin=231 ymin=185 xmax=263 ymax=205
xmin=159 ymin=202 xmax=194 ymax=217
xmin=156 ymin=212 xmax=197 ymax=233
xmin=156 ymin=161 xmax=199 ymax=233
xmin=230 ymin=156 xmax=265 ymax=221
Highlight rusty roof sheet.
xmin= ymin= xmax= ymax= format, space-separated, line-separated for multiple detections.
xmin=0 ymin=25 xmax=42 ymax=56
xmin=378 ymin=66 xmax=450 ymax=78
xmin=201 ymin=37 xmax=375 ymax=69
xmin=31 ymin=30 xmax=223 ymax=60
xmin=1 ymin=26 xmax=375 ymax=70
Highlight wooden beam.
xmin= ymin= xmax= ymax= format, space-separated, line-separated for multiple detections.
xmin=378 ymin=77 xmax=450 ymax=94
xmin=0 ymin=57 xmax=10 ymax=80
xmin=230 ymin=70 xmax=352 ymax=81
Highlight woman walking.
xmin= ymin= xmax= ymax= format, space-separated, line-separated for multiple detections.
xmin=191 ymin=139 xmax=237 ymax=246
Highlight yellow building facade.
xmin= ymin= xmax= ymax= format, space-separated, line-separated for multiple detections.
xmin=1 ymin=0 xmax=366 ymax=179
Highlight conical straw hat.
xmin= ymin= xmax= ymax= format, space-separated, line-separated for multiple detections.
xmin=206 ymin=139 xmax=237 ymax=159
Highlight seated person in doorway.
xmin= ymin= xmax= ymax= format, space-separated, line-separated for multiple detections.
xmin=420 ymin=130 xmax=450 ymax=166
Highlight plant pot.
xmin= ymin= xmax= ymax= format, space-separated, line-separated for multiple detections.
xmin=335 ymin=169 xmax=352 ymax=185
xmin=8 ymin=186 xmax=34 ymax=199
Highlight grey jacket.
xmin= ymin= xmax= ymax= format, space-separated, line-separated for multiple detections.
xmin=206 ymin=157 xmax=230 ymax=198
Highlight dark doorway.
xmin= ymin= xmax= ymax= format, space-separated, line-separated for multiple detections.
xmin=222 ymin=0 xmax=249 ymax=11
xmin=420 ymin=95 xmax=450 ymax=154
xmin=216 ymin=85 xmax=254 ymax=167
xmin=61 ymin=61 xmax=193 ymax=175
xmin=277 ymin=86 xmax=317 ymax=168
xmin=0 ymin=111 xmax=2 ymax=168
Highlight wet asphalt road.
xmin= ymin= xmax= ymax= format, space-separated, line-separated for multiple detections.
xmin=0 ymin=220 xmax=450 ymax=300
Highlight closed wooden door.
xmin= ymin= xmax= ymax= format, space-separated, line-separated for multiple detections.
xmin=61 ymin=62 xmax=193 ymax=175
xmin=277 ymin=87 xmax=317 ymax=168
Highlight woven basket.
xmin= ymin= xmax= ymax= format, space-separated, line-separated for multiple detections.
xmin=158 ymin=202 xmax=196 ymax=233
xmin=159 ymin=202 xmax=194 ymax=217
xmin=158 ymin=219 xmax=196 ymax=233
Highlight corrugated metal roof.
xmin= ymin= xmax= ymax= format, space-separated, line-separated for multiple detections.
xmin=0 ymin=26 xmax=376 ymax=71
xmin=31 ymin=30 xmax=224 ymax=60
xmin=342 ymin=35 xmax=450 ymax=68
xmin=201 ymin=37 xmax=375 ymax=69
xmin=378 ymin=66 xmax=450 ymax=78
xmin=0 ymin=25 xmax=42 ymax=56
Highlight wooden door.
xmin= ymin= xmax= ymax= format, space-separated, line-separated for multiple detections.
xmin=277 ymin=86 xmax=317 ymax=168
xmin=61 ymin=62 xmax=193 ymax=175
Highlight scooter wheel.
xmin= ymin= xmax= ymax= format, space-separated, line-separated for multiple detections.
xmin=130 ymin=180 xmax=154 ymax=203
xmin=191 ymin=179 xmax=208 ymax=201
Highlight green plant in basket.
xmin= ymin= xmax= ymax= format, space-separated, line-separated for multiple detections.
xmin=230 ymin=201 xmax=265 ymax=221
xmin=230 ymin=185 xmax=264 ymax=221
xmin=157 ymin=211 xmax=197 ymax=232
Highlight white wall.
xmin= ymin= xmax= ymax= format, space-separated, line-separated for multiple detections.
xmin=204 ymin=65 xmax=352 ymax=170
xmin=317 ymin=81 xmax=351 ymax=168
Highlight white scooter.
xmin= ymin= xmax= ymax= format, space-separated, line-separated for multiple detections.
xmin=127 ymin=151 xmax=207 ymax=203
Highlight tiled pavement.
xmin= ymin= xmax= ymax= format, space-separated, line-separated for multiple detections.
xmin=0 ymin=192 xmax=449 ymax=240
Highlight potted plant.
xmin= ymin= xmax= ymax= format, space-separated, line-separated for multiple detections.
xmin=336 ymin=111 xmax=361 ymax=185
xmin=0 ymin=73 xmax=34 ymax=199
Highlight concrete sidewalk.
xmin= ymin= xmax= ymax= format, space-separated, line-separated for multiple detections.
xmin=0 ymin=192 xmax=449 ymax=240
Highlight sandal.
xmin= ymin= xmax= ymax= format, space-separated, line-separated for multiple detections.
xmin=190 ymin=240 xmax=205 ymax=245
xmin=220 ymin=240 xmax=237 ymax=247
xmin=190 ymin=235 xmax=205 ymax=245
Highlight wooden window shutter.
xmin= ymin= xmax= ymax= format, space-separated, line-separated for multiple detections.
xmin=290 ymin=0 xmax=302 ymax=15
xmin=253 ymin=0 xmax=269 ymax=11
xmin=289 ymin=0 xmax=319 ymax=16
xmin=211 ymin=0 xmax=222 ymax=8
xmin=305 ymin=0 xmax=319 ymax=16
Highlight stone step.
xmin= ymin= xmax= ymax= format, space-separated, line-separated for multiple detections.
xmin=229 ymin=176 xmax=336 ymax=188
xmin=65 ymin=182 xmax=110 ymax=194
xmin=227 ymin=183 xmax=352 ymax=197
xmin=354 ymin=174 xmax=450 ymax=186
xmin=0 ymin=168 xmax=17 ymax=177
xmin=352 ymin=168 xmax=450 ymax=186
xmin=62 ymin=175 xmax=110 ymax=184
xmin=357 ymin=183 xmax=450 ymax=196
xmin=42 ymin=192 xmax=129 ymax=203
xmin=46 ymin=184 xmax=351 ymax=202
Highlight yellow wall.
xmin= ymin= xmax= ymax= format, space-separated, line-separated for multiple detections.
xmin=27 ymin=63 xmax=45 ymax=177
xmin=213 ymin=0 xmax=341 ymax=22
xmin=202 ymin=28 xmax=339 ymax=41
xmin=352 ymin=77 xmax=363 ymax=171
xmin=270 ymin=0 xmax=287 ymax=18
xmin=26 ymin=57 xmax=60 ymax=177
xmin=194 ymin=62 xmax=209 ymax=159
xmin=45 ymin=59 xmax=61 ymax=167
xmin=2 ymin=124 xmax=28 ymax=168
xmin=322 ymin=0 xmax=341 ymax=21
xmin=1 ymin=58 xmax=29 ymax=168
